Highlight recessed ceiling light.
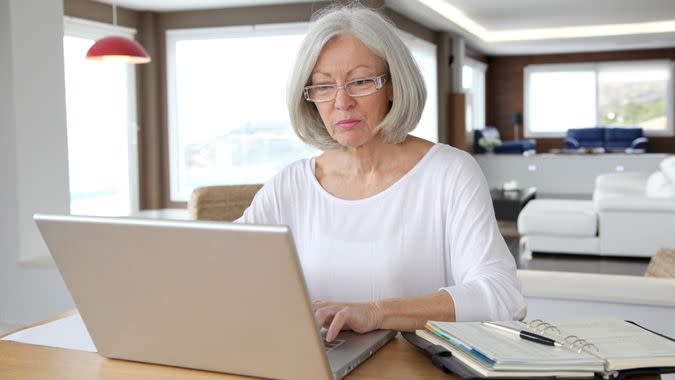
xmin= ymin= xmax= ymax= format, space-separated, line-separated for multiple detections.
xmin=417 ymin=0 xmax=675 ymax=42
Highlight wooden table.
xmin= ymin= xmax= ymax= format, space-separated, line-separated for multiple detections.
xmin=0 ymin=311 xmax=450 ymax=380
xmin=0 ymin=314 xmax=662 ymax=380
xmin=0 ymin=333 xmax=449 ymax=379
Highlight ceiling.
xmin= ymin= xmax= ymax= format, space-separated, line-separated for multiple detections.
xmin=95 ymin=0 xmax=675 ymax=55
xmin=95 ymin=0 xmax=317 ymax=11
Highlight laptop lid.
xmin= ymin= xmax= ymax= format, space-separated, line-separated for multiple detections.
xmin=35 ymin=214 xmax=334 ymax=380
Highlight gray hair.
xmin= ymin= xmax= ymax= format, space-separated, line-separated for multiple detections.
xmin=287 ymin=3 xmax=427 ymax=151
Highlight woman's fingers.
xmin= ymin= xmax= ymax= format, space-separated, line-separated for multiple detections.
xmin=314 ymin=301 xmax=382 ymax=342
xmin=326 ymin=310 xmax=348 ymax=342
xmin=314 ymin=303 xmax=337 ymax=328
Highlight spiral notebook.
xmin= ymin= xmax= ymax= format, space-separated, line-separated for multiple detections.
xmin=413 ymin=318 xmax=675 ymax=379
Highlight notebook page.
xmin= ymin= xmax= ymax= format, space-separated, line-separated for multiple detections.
xmin=550 ymin=319 xmax=675 ymax=371
xmin=428 ymin=321 xmax=604 ymax=371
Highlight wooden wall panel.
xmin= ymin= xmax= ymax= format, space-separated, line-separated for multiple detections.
xmin=486 ymin=48 xmax=675 ymax=153
xmin=448 ymin=93 xmax=470 ymax=152
xmin=465 ymin=45 xmax=487 ymax=63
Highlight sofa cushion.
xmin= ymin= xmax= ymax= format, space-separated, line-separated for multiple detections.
xmin=517 ymin=199 xmax=597 ymax=237
xmin=660 ymin=156 xmax=675 ymax=184
xmin=604 ymin=127 xmax=644 ymax=151
xmin=645 ymin=171 xmax=675 ymax=198
xmin=594 ymin=172 xmax=649 ymax=196
xmin=494 ymin=140 xmax=535 ymax=154
xmin=595 ymin=195 xmax=675 ymax=212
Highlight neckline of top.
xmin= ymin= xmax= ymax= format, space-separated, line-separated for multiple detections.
xmin=306 ymin=143 xmax=440 ymax=204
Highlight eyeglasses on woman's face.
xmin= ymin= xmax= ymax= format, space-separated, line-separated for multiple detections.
xmin=303 ymin=74 xmax=387 ymax=103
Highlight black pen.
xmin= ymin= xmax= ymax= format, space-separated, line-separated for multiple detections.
xmin=482 ymin=322 xmax=562 ymax=347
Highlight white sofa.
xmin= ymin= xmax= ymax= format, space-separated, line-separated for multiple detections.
xmin=518 ymin=156 xmax=675 ymax=257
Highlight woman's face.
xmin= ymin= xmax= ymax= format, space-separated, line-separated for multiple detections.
xmin=310 ymin=34 xmax=392 ymax=149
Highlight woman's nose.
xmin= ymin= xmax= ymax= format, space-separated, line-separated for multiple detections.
xmin=334 ymin=87 xmax=355 ymax=110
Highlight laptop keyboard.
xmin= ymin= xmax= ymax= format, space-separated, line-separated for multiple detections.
xmin=322 ymin=338 xmax=345 ymax=352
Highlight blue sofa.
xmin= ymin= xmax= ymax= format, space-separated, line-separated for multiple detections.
xmin=474 ymin=127 xmax=535 ymax=154
xmin=564 ymin=127 xmax=648 ymax=152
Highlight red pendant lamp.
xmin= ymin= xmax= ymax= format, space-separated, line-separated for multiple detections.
xmin=85 ymin=2 xmax=151 ymax=64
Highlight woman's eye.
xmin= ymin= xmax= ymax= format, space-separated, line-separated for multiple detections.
xmin=351 ymin=79 xmax=371 ymax=87
xmin=314 ymin=85 xmax=334 ymax=92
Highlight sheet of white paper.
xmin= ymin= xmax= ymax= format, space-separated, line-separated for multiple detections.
xmin=553 ymin=319 xmax=675 ymax=359
xmin=1 ymin=314 xmax=96 ymax=352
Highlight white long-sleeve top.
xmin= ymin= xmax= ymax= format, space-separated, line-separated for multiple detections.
xmin=236 ymin=143 xmax=527 ymax=321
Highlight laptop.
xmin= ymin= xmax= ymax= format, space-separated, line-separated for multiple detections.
xmin=34 ymin=214 xmax=395 ymax=380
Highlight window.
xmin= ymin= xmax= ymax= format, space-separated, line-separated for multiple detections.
xmin=524 ymin=60 xmax=674 ymax=137
xmin=463 ymin=58 xmax=487 ymax=132
xmin=167 ymin=24 xmax=317 ymax=202
xmin=167 ymin=24 xmax=439 ymax=202
xmin=63 ymin=17 xmax=139 ymax=215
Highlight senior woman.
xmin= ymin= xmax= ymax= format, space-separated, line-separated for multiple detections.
xmin=237 ymin=4 xmax=526 ymax=342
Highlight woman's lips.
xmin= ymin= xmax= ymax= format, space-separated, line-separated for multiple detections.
xmin=335 ymin=119 xmax=360 ymax=129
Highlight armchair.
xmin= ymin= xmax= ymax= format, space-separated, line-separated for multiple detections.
xmin=188 ymin=184 xmax=262 ymax=221
xmin=474 ymin=127 xmax=535 ymax=154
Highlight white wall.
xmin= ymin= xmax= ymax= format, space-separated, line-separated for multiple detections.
xmin=0 ymin=0 xmax=75 ymax=328
xmin=0 ymin=0 xmax=15 ymax=331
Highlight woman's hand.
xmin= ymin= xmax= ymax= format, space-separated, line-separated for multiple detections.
xmin=313 ymin=292 xmax=456 ymax=342
xmin=313 ymin=300 xmax=384 ymax=342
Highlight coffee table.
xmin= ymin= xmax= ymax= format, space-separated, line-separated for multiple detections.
xmin=490 ymin=187 xmax=536 ymax=221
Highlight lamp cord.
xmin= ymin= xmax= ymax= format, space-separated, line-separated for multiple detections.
xmin=112 ymin=2 xmax=117 ymax=26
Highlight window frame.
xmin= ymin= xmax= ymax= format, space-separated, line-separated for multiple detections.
xmin=523 ymin=59 xmax=674 ymax=138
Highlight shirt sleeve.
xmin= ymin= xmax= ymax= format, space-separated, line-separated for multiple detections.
xmin=234 ymin=179 xmax=282 ymax=225
xmin=440 ymin=154 xmax=527 ymax=321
